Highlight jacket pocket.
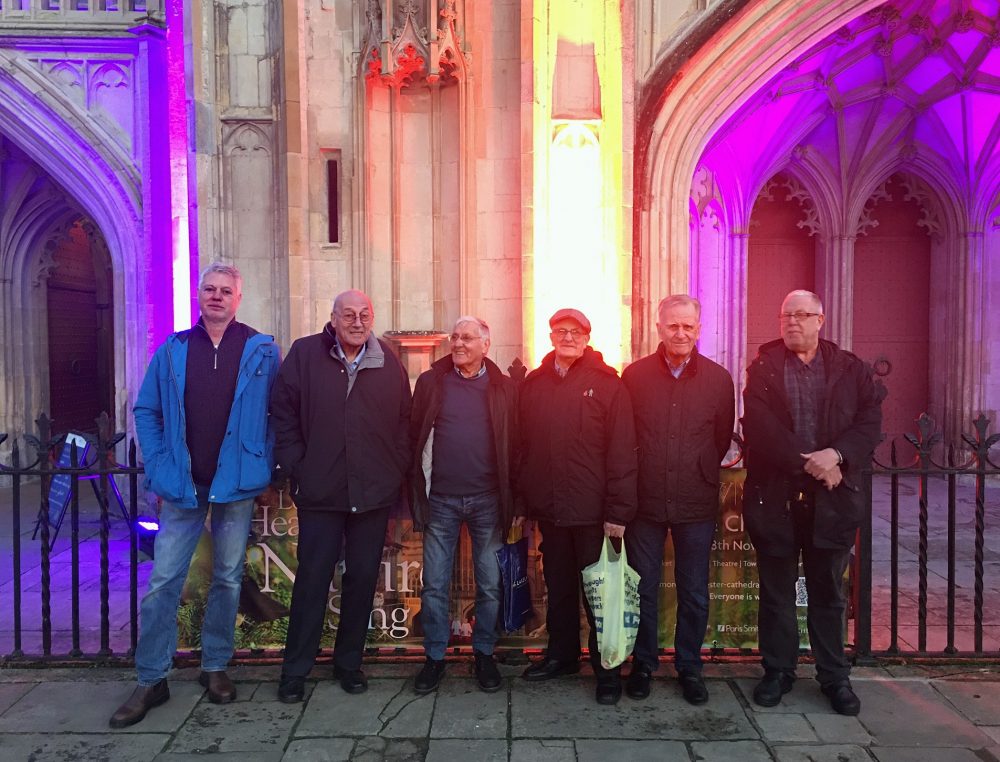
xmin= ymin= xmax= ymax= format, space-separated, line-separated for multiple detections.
xmin=238 ymin=440 xmax=269 ymax=491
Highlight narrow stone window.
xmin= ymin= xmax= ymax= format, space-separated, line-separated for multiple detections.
xmin=327 ymin=158 xmax=339 ymax=244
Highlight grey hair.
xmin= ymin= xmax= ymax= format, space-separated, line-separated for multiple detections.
xmin=199 ymin=261 xmax=243 ymax=294
xmin=453 ymin=315 xmax=490 ymax=342
xmin=783 ymin=289 xmax=824 ymax=314
xmin=657 ymin=294 xmax=702 ymax=320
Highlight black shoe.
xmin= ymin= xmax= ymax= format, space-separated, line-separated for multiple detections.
xmin=522 ymin=657 xmax=580 ymax=682
xmin=277 ymin=675 xmax=305 ymax=704
xmin=625 ymin=664 xmax=652 ymax=700
xmin=474 ymin=651 xmax=502 ymax=693
xmin=752 ymin=671 xmax=795 ymax=707
xmin=334 ymin=666 xmax=368 ymax=694
xmin=198 ymin=670 xmax=236 ymax=704
xmin=822 ymin=683 xmax=861 ymax=716
xmin=595 ymin=674 xmax=622 ymax=705
xmin=678 ymin=670 xmax=709 ymax=705
xmin=109 ymin=680 xmax=169 ymax=728
xmin=414 ymin=658 xmax=446 ymax=695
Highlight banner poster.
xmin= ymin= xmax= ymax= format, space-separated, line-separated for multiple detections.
xmin=175 ymin=468 xmax=811 ymax=652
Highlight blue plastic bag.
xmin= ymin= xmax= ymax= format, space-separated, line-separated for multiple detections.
xmin=495 ymin=526 xmax=531 ymax=633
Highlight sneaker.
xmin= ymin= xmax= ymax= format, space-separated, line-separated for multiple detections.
xmin=474 ymin=651 xmax=502 ymax=692
xmin=414 ymin=658 xmax=446 ymax=695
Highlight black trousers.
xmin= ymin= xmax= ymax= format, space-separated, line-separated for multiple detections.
xmin=282 ymin=506 xmax=389 ymax=677
xmin=537 ymin=521 xmax=618 ymax=676
xmin=756 ymin=501 xmax=852 ymax=687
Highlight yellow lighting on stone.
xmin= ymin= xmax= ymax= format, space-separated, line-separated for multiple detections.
xmin=526 ymin=0 xmax=627 ymax=369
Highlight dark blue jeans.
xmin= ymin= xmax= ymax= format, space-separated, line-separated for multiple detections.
xmin=625 ymin=516 xmax=716 ymax=673
xmin=420 ymin=490 xmax=502 ymax=660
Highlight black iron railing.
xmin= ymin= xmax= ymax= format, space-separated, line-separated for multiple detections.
xmin=1 ymin=410 xmax=997 ymax=663
xmin=855 ymin=413 xmax=1000 ymax=661
xmin=0 ymin=412 xmax=141 ymax=661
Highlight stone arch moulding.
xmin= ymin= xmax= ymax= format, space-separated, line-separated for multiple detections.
xmin=0 ymin=59 xmax=146 ymax=441
xmin=634 ymin=0 xmax=884 ymax=356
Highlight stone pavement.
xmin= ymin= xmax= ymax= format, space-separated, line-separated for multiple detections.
xmin=1 ymin=661 xmax=999 ymax=761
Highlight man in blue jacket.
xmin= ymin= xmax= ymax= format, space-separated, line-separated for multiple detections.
xmin=109 ymin=262 xmax=280 ymax=729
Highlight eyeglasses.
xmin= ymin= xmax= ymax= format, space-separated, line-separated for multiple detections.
xmin=337 ymin=311 xmax=373 ymax=326
xmin=779 ymin=311 xmax=821 ymax=322
xmin=450 ymin=333 xmax=482 ymax=343
xmin=551 ymin=328 xmax=586 ymax=340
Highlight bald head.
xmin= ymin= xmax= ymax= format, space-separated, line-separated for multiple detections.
xmin=331 ymin=289 xmax=375 ymax=360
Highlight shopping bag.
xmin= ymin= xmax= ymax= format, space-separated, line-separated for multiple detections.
xmin=581 ymin=537 xmax=641 ymax=669
xmin=495 ymin=526 xmax=532 ymax=633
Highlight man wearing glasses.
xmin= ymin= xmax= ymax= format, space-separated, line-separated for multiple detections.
xmin=269 ymin=289 xmax=411 ymax=702
xmin=621 ymin=294 xmax=735 ymax=704
xmin=409 ymin=316 xmax=518 ymax=694
xmin=742 ymin=289 xmax=881 ymax=716
xmin=516 ymin=308 xmax=638 ymax=705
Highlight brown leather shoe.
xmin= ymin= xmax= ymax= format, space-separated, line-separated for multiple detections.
xmin=199 ymin=670 xmax=237 ymax=704
xmin=108 ymin=680 xmax=170 ymax=729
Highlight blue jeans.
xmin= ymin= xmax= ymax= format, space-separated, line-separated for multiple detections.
xmin=420 ymin=490 xmax=502 ymax=660
xmin=626 ymin=516 xmax=716 ymax=673
xmin=135 ymin=487 xmax=254 ymax=686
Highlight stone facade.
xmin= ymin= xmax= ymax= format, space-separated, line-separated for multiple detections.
xmin=0 ymin=0 xmax=997 ymax=454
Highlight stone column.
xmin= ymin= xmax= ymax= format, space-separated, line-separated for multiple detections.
xmin=817 ymin=234 xmax=856 ymax=350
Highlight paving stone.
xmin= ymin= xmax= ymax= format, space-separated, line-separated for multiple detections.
xmin=0 ymin=732 xmax=168 ymax=761
xmin=576 ymin=739 xmax=690 ymax=761
xmin=773 ymin=745 xmax=873 ymax=762
xmin=295 ymin=679 xmax=431 ymax=738
xmin=157 ymin=753 xmax=282 ymax=762
xmin=512 ymin=678 xmax=756 ymax=740
xmin=280 ymin=738 xmax=355 ymax=761
xmin=932 ymin=680 xmax=1000 ymax=725
xmin=806 ymin=712 xmax=873 ymax=744
xmin=0 ymin=679 xmax=202 ymax=733
xmin=981 ymin=727 xmax=1000 ymax=744
xmin=690 ymin=739 xmax=773 ymax=761
xmin=870 ymin=748 xmax=984 ymax=762
xmin=754 ymin=712 xmax=819 ymax=742
xmin=857 ymin=681 xmax=991 ymax=749
xmin=430 ymin=678 xmax=508 ymax=738
xmin=351 ymin=736 xmax=426 ymax=761
xmin=426 ymin=738 xmax=506 ymax=761
xmin=167 ymin=696 xmax=301 ymax=753
xmin=0 ymin=681 xmax=34 ymax=714
xmin=509 ymin=739 xmax=576 ymax=762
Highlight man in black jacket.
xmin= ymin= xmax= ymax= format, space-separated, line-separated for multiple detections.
xmin=409 ymin=316 xmax=518 ymax=695
xmin=621 ymin=295 xmax=735 ymax=704
xmin=742 ymin=290 xmax=881 ymax=716
xmin=269 ymin=289 xmax=411 ymax=702
xmin=517 ymin=308 xmax=638 ymax=705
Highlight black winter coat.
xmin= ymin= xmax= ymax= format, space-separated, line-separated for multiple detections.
xmin=741 ymin=338 xmax=882 ymax=553
xmin=409 ymin=355 xmax=518 ymax=534
xmin=516 ymin=347 xmax=638 ymax=526
xmin=269 ymin=326 xmax=411 ymax=511
xmin=622 ymin=346 xmax=735 ymax=524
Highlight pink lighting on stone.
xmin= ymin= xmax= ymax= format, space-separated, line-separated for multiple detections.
xmin=166 ymin=0 xmax=194 ymax=330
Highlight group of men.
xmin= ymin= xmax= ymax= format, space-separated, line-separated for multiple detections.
xmin=109 ymin=261 xmax=881 ymax=728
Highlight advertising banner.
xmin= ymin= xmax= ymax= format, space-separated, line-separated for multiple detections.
xmin=175 ymin=469 xmax=811 ymax=651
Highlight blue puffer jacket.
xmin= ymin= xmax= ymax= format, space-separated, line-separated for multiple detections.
xmin=133 ymin=329 xmax=280 ymax=508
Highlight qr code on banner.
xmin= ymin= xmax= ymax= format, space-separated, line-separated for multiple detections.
xmin=795 ymin=576 xmax=809 ymax=607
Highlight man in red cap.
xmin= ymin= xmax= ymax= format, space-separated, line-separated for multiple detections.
xmin=515 ymin=308 xmax=638 ymax=705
